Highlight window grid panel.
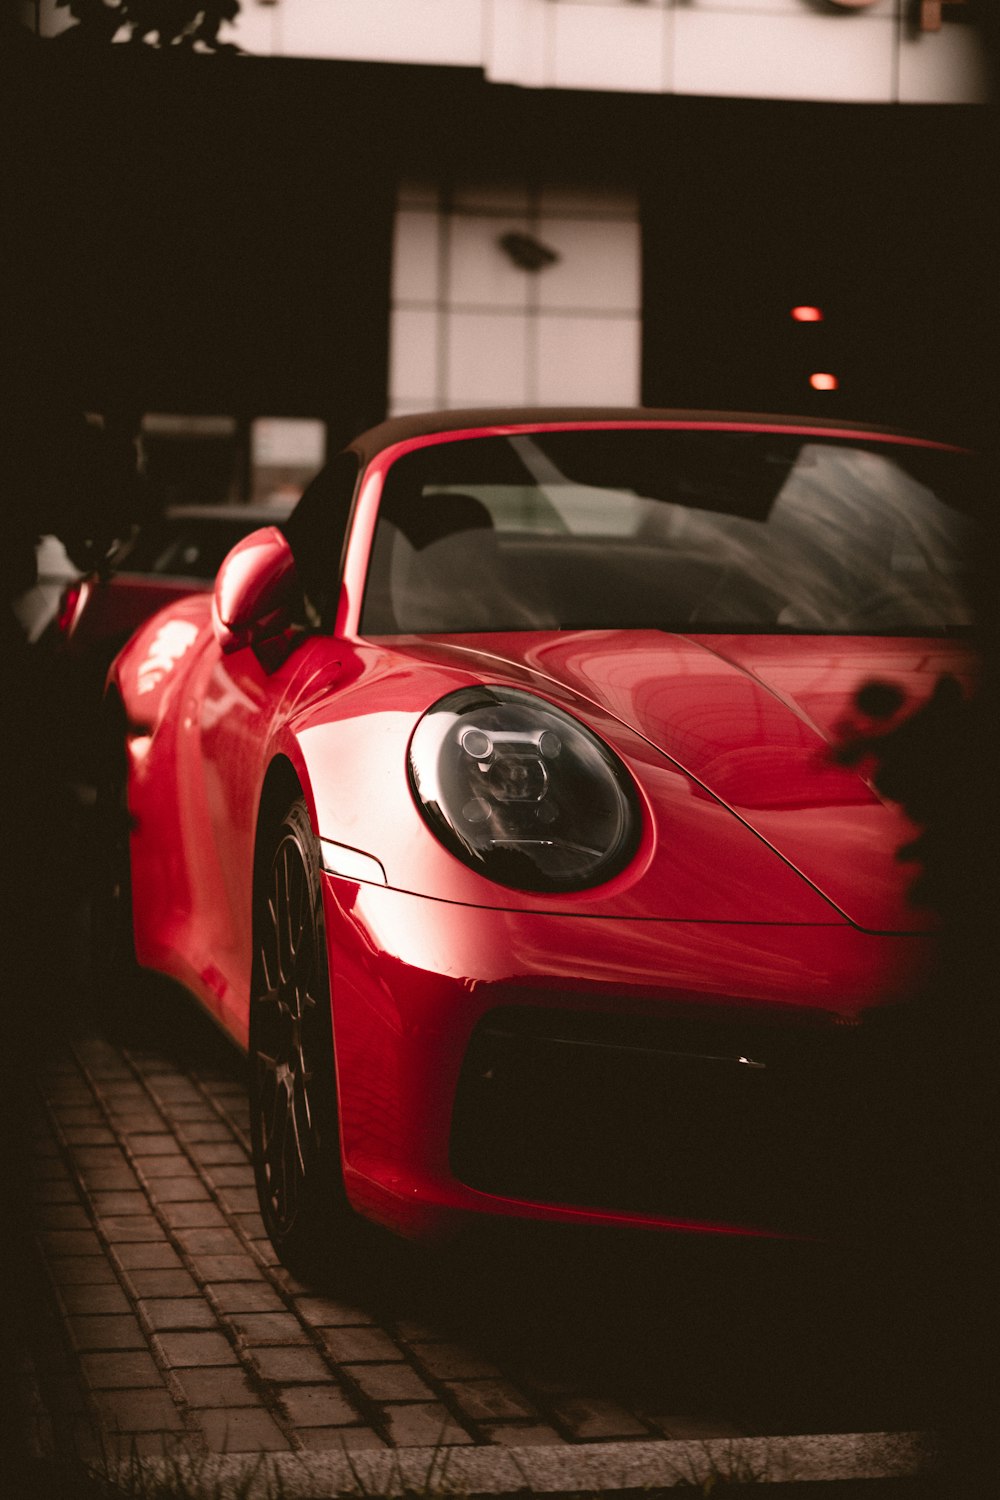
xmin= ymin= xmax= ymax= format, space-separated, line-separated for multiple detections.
xmin=389 ymin=181 xmax=641 ymax=414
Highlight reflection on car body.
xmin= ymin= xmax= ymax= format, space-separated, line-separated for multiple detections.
xmin=98 ymin=409 xmax=976 ymax=1282
xmin=55 ymin=502 xmax=296 ymax=668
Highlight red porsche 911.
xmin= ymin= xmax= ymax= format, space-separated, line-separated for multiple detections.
xmin=96 ymin=409 xmax=976 ymax=1279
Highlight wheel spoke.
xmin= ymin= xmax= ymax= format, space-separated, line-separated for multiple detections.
xmin=251 ymin=808 xmax=335 ymax=1248
xmin=268 ymin=1076 xmax=292 ymax=1215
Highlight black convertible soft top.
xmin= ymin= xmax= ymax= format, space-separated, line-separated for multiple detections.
xmin=345 ymin=407 xmax=926 ymax=466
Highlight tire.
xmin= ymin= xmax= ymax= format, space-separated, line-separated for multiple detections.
xmin=249 ymin=797 xmax=365 ymax=1283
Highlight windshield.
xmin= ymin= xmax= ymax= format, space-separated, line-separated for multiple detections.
xmin=361 ymin=429 xmax=974 ymax=636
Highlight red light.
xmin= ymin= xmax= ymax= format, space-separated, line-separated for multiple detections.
xmin=56 ymin=582 xmax=82 ymax=634
xmin=791 ymin=306 xmax=824 ymax=323
xmin=809 ymin=373 xmax=839 ymax=392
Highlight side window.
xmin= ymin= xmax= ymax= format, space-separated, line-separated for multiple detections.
xmin=284 ymin=451 xmax=361 ymax=627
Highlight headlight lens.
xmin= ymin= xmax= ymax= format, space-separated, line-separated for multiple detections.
xmin=408 ymin=686 xmax=641 ymax=892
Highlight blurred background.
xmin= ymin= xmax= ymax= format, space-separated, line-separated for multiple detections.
xmin=4 ymin=1 xmax=993 ymax=477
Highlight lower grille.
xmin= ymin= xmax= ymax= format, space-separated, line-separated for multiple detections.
xmin=450 ymin=1005 xmax=891 ymax=1235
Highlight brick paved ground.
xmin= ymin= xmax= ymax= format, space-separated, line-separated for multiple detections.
xmin=20 ymin=966 xmax=925 ymax=1470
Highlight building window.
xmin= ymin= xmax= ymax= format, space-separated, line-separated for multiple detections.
xmin=389 ymin=182 xmax=641 ymax=415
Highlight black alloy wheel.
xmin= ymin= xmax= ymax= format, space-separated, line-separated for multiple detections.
xmin=249 ymin=797 xmax=360 ymax=1281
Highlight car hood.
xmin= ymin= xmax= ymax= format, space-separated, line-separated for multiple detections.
xmin=399 ymin=630 xmax=975 ymax=933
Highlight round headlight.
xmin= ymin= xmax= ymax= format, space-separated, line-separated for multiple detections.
xmin=408 ymin=686 xmax=641 ymax=892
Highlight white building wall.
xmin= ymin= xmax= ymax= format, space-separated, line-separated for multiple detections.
xmin=237 ymin=0 xmax=985 ymax=106
xmin=33 ymin=0 xmax=990 ymax=106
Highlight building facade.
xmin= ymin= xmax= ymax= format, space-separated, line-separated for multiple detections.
xmin=27 ymin=0 xmax=991 ymax=472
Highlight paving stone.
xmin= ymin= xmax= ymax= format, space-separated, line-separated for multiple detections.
xmin=206 ymin=1085 xmax=246 ymax=1104
xmin=89 ymin=1191 xmax=150 ymax=1216
xmin=295 ymin=1296 xmax=375 ymax=1327
xmin=148 ymin=1080 xmax=202 ymax=1101
xmin=198 ymin=1408 xmax=290 ymax=1453
xmin=163 ymin=1103 xmax=215 ymax=1121
xmin=124 ymin=1268 xmax=200 ymax=1299
xmin=154 ymin=1331 xmax=238 ymax=1368
xmin=31 ymin=1158 xmax=75 ymax=1181
xmin=82 ymin=1168 xmax=143 ymax=1192
xmin=181 ymin=1122 xmax=235 ymax=1144
xmin=269 ymin=1268 xmax=312 ymax=1296
xmin=139 ymin=1157 xmax=192 ymax=1179
xmin=442 ymin=1379 xmax=536 ymax=1422
xmin=40 ymin=1229 xmax=104 ymax=1257
xmin=146 ymin=1178 xmax=211 ymax=1204
xmin=173 ymin=1366 xmax=264 ymax=1408
xmin=92 ymin=1388 xmax=185 ymax=1433
xmin=409 ymin=1343 xmax=503 ymax=1380
xmin=321 ymin=1327 xmax=405 ymax=1364
xmin=345 ymin=1363 xmax=437 ymax=1403
xmin=130 ymin=1136 xmax=184 ymax=1157
xmin=98 ymin=1081 xmax=145 ymax=1097
xmin=68 ymin=1315 xmax=147 ymax=1352
xmin=251 ymin=1346 xmax=333 ymax=1383
xmin=547 ymin=1397 xmax=650 ymax=1439
xmin=160 ymin=1201 xmax=228 ymax=1230
xmin=100 ymin=1215 xmax=165 ymax=1242
xmin=229 ymin=1313 xmax=310 ymax=1345
xmin=482 ymin=1423 xmax=566 ymax=1445
xmin=59 ymin=1284 xmax=132 ymax=1316
xmin=71 ymin=1146 xmax=129 ymax=1168
xmin=111 ymin=1113 xmax=168 ymax=1131
xmin=277 ymin=1384 xmax=359 ymax=1427
xmin=80 ymin=1351 xmax=163 ymax=1389
xmin=189 ymin=1254 xmax=262 ymax=1281
xmin=188 ymin=1141 xmax=248 ymax=1165
xmin=381 ymin=1404 xmax=476 ymax=1446
xmin=296 ymin=1426 xmax=386 ymax=1450
xmin=208 ymin=1282 xmax=286 ymax=1314
xmin=174 ymin=1227 xmax=244 ymax=1256
xmin=40 ymin=1090 xmax=90 ymax=1109
xmin=37 ymin=1204 xmax=92 ymax=1230
xmin=101 ymin=1086 xmax=158 ymax=1110
xmin=140 ymin=1298 xmax=221 ymax=1332
xmin=205 ymin=1164 xmax=255 ymax=1187
xmin=220 ymin=1187 xmax=260 ymax=1212
xmin=31 ymin=1180 xmax=80 ymax=1204
xmin=112 ymin=1242 xmax=182 ymax=1270
xmin=233 ymin=1213 xmax=268 ymax=1241
xmin=62 ymin=1127 xmax=116 ymax=1146
xmin=50 ymin=1107 xmax=104 ymax=1126
xmin=81 ymin=1067 xmax=132 ymax=1085
xmin=47 ymin=1256 xmax=118 ymax=1286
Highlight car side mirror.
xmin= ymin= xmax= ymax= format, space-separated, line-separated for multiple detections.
xmin=211 ymin=527 xmax=300 ymax=656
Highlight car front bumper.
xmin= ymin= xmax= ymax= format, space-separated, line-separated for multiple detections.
xmin=321 ymin=875 xmax=928 ymax=1242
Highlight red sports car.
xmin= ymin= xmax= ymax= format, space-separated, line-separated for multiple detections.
xmin=96 ymin=409 xmax=975 ymax=1278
